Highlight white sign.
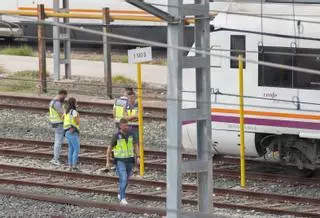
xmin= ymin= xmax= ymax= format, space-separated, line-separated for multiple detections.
xmin=128 ymin=47 xmax=153 ymax=64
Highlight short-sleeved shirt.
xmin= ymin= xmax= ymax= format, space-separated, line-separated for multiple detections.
xmin=70 ymin=109 xmax=79 ymax=117
xmin=110 ymin=130 xmax=137 ymax=162
xmin=50 ymin=99 xmax=63 ymax=114
xmin=50 ymin=99 xmax=63 ymax=126
xmin=113 ymin=96 xmax=128 ymax=109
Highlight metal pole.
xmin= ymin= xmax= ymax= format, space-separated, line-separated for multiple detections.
xmin=103 ymin=7 xmax=112 ymax=98
xmin=63 ymin=0 xmax=71 ymax=79
xmin=53 ymin=0 xmax=60 ymax=81
xmin=195 ymin=0 xmax=212 ymax=212
xmin=238 ymin=54 xmax=246 ymax=187
xmin=37 ymin=4 xmax=47 ymax=93
xmin=137 ymin=63 xmax=145 ymax=177
xmin=166 ymin=0 xmax=183 ymax=217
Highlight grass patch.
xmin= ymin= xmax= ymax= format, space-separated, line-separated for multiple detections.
xmin=0 ymin=65 xmax=6 ymax=74
xmin=112 ymin=75 xmax=135 ymax=84
xmin=0 ymin=45 xmax=34 ymax=56
xmin=0 ymin=70 xmax=41 ymax=92
xmin=112 ymin=55 xmax=128 ymax=63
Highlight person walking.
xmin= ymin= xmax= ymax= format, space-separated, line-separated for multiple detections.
xmin=106 ymin=118 xmax=139 ymax=205
xmin=63 ymin=97 xmax=81 ymax=172
xmin=113 ymin=87 xmax=133 ymax=128
xmin=49 ymin=89 xmax=68 ymax=165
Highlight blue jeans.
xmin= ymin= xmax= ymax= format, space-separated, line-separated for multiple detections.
xmin=116 ymin=160 xmax=134 ymax=200
xmin=53 ymin=124 xmax=64 ymax=161
xmin=65 ymin=130 xmax=80 ymax=166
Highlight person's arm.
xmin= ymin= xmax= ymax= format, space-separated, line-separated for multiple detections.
xmin=125 ymin=108 xmax=139 ymax=121
xmin=75 ymin=115 xmax=80 ymax=126
xmin=106 ymin=134 xmax=117 ymax=167
xmin=53 ymin=101 xmax=64 ymax=118
xmin=73 ymin=111 xmax=80 ymax=126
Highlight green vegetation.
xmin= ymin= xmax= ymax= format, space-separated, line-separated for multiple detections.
xmin=0 ymin=70 xmax=40 ymax=92
xmin=112 ymin=75 xmax=135 ymax=84
xmin=0 ymin=45 xmax=34 ymax=56
xmin=0 ymin=65 xmax=6 ymax=74
xmin=112 ymin=54 xmax=129 ymax=64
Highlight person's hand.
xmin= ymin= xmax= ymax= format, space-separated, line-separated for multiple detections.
xmin=136 ymin=157 xmax=140 ymax=165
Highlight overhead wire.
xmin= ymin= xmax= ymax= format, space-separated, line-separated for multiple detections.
xmin=5 ymin=14 xmax=320 ymax=76
xmin=3 ymin=10 xmax=320 ymax=108
xmin=147 ymin=1 xmax=320 ymax=25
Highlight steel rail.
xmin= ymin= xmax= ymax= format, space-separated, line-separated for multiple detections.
xmin=0 ymin=93 xmax=166 ymax=111
xmin=0 ymin=137 xmax=286 ymax=168
xmin=0 ymin=137 xmax=287 ymax=168
xmin=0 ymin=103 xmax=165 ymax=120
xmin=0 ymin=188 xmax=166 ymax=216
xmin=0 ymin=137 xmax=194 ymax=159
xmin=0 ymin=94 xmax=166 ymax=120
xmin=1 ymin=164 xmax=320 ymax=217
xmin=0 ymin=147 xmax=319 ymax=186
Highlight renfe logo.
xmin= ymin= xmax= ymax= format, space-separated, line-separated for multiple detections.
xmin=263 ymin=92 xmax=277 ymax=99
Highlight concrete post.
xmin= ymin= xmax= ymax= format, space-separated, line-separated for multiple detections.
xmin=37 ymin=4 xmax=47 ymax=93
xmin=102 ymin=7 xmax=112 ymax=98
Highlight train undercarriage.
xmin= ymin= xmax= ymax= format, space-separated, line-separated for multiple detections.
xmin=257 ymin=134 xmax=320 ymax=175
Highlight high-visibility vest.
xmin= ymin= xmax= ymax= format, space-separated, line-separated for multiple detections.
xmin=63 ymin=109 xmax=80 ymax=131
xmin=113 ymin=133 xmax=134 ymax=159
xmin=49 ymin=100 xmax=63 ymax=124
xmin=126 ymin=103 xmax=138 ymax=126
xmin=114 ymin=97 xmax=128 ymax=123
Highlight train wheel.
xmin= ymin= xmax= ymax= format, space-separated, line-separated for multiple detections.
xmin=280 ymin=148 xmax=314 ymax=177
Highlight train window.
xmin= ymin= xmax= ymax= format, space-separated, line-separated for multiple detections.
xmin=293 ymin=48 xmax=320 ymax=89
xmin=258 ymin=46 xmax=320 ymax=90
xmin=258 ymin=47 xmax=293 ymax=88
xmin=230 ymin=35 xmax=246 ymax=69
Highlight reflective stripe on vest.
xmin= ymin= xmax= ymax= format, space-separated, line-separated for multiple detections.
xmin=49 ymin=100 xmax=63 ymax=124
xmin=113 ymin=134 xmax=134 ymax=158
xmin=127 ymin=104 xmax=138 ymax=126
xmin=63 ymin=110 xmax=80 ymax=131
xmin=114 ymin=98 xmax=127 ymax=122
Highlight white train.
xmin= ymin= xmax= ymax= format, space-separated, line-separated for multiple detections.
xmin=182 ymin=1 xmax=320 ymax=172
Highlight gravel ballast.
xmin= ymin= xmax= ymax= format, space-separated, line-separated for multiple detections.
xmin=0 ymin=184 xmax=296 ymax=218
xmin=0 ymin=109 xmax=166 ymax=149
xmin=1 ymin=108 xmax=319 ymax=217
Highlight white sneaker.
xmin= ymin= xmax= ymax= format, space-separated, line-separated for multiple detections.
xmin=117 ymin=194 xmax=121 ymax=200
xmin=49 ymin=159 xmax=60 ymax=166
xmin=120 ymin=199 xmax=128 ymax=205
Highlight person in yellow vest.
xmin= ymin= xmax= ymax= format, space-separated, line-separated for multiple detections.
xmin=106 ymin=118 xmax=139 ymax=205
xmin=49 ymin=89 xmax=68 ymax=166
xmin=125 ymin=91 xmax=140 ymax=145
xmin=63 ymin=97 xmax=81 ymax=172
xmin=113 ymin=87 xmax=133 ymax=128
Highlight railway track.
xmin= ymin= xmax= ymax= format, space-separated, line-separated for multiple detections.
xmin=1 ymin=137 xmax=320 ymax=186
xmin=0 ymin=164 xmax=319 ymax=217
xmin=0 ymin=93 xmax=166 ymax=120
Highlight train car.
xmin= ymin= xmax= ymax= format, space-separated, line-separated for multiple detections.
xmin=182 ymin=1 xmax=320 ymax=173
